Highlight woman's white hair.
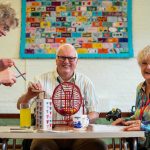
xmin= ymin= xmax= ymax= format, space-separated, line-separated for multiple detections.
xmin=56 ymin=43 xmax=78 ymax=58
xmin=137 ymin=45 xmax=150 ymax=65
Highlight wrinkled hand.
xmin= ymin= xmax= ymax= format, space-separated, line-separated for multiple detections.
xmin=67 ymin=116 xmax=73 ymax=127
xmin=0 ymin=68 xmax=16 ymax=86
xmin=123 ymin=120 xmax=141 ymax=131
xmin=0 ymin=59 xmax=15 ymax=71
xmin=27 ymin=82 xmax=44 ymax=97
xmin=111 ymin=118 xmax=125 ymax=125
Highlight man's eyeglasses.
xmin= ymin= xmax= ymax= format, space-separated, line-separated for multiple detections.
xmin=1 ymin=23 xmax=10 ymax=32
xmin=57 ymin=56 xmax=77 ymax=62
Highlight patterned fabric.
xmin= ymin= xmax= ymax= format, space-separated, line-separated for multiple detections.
xmin=130 ymin=81 xmax=150 ymax=128
xmin=30 ymin=69 xmax=98 ymax=123
xmin=21 ymin=0 xmax=133 ymax=58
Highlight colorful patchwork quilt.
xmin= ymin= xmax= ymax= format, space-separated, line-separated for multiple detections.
xmin=20 ymin=0 xmax=133 ymax=58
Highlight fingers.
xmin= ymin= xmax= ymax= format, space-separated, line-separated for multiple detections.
xmin=123 ymin=124 xmax=141 ymax=131
xmin=11 ymin=76 xmax=17 ymax=84
xmin=29 ymin=82 xmax=43 ymax=93
xmin=8 ymin=70 xmax=16 ymax=84
xmin=123 ymin=120 xmax=141 ymax=131
xmin=0 ymin=59 xmax=15 ymax=71
xmin=112 ymin=118 xmax=124 ymax=125
xmin=67 ymin=121 xmax=73 ymax=127
xmin=2 ymin=78 xmax=16 ymax=86
xmin=3 ymin=59 xmax=15 ymax=67
xmin=124 ymin=120 xmax=141 ymax=126
xmin=68 ymin=116 xmax=73 ymax=127
xmin=0 ymin=69 xmax=17 ymax=86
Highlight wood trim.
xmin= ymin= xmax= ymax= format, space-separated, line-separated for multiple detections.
xmin=0 ymin=114 xmax=20 ymax=118
xmin=99 ymin=112 xmax=132 ymax=118
xmin=0 ymin=145 xmax=21 ymax=149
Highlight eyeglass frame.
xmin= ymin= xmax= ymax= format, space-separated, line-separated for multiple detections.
xmin=0 ymin=23 xmax=10 ymax=32
xmin=57 ymin=55 xmax=77 ymax=62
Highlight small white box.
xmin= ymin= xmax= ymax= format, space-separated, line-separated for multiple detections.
xmin=36 ymin=99 xmax=52 ymax=131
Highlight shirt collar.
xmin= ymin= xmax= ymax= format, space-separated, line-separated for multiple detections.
xmin=53 ymin=69 xmax=76 ymax=83
xmin=141 ymin=81 xmax=147 ymax=93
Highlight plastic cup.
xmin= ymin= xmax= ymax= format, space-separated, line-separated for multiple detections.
xmin=20 ymin=103 xmax=31 ymax=128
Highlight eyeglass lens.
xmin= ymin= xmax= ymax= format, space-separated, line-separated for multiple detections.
xmin=58 ymin=56 xmax=76 ymax=62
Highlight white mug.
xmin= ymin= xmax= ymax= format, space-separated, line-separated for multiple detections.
xmin=73 ymin=115 xmax=89 ymax=129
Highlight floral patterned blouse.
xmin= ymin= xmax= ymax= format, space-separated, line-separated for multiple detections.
xmin=130 ymin=81 xmax=150 ymax=130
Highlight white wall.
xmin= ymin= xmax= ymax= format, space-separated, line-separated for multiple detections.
xmin=0 ymin=0 xmax=149 ymax=113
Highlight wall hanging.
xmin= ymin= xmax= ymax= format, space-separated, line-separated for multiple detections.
xmin=20 ymin=0 xmax=133 ymax=58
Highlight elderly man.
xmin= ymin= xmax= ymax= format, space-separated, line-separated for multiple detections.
xmin=17 ymin=43 xmax=108 ymax=150
xmin=0 ymin=59 xmax=16 ymax=86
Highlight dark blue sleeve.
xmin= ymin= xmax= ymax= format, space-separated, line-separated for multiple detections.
xmin=141 ymin=121 xmax=150 ymax=131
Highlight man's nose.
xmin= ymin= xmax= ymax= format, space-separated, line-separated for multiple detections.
xmin=147 ymin=64 xmax=150 ymax=68
xmin=64 ymin=58 xmax=69 ymax=63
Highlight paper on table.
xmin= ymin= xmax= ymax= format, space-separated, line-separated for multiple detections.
xmin=9 ymin=127 xmax=34 ymax=133
xmin=51 ymin=130 xmax=73 ymax=133
xmin=89 ymin=124 xmax=125 ymax=132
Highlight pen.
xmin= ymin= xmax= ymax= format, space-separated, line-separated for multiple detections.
xmin=14 ymin=65 xmax=26 ymax=81
xmin=16 ymin=73 xmax=26 ymax=78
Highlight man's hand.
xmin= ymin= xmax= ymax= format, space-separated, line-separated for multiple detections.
xmin=27 ymin=82 xmax=44 ymax=98
xmin=17 ymin=82 xmax=44 ymax=109
xmin=123 ymin=120 xmax=141 ymax=131
xmin=0 ymin=59 xmax=15 ymax=71
xmin=111 ymin=118 xmax=125 ymax=125
xmin=88 ymin=112 xmax=99 ymax=123
xmin=0 ymin=68 xmax=16 ymax=86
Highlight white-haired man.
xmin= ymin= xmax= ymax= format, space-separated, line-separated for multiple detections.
xmin=17 ymin=43 xmax=108 ymax=150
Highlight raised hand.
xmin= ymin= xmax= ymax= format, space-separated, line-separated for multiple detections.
xmin=0 ymin=59 xmax=15 ymax=71
xmin=111 ymin=118 xmax=125 ymax=125
xmin=27 ymin=81 xmax=44 ymax=98
xmin=0 ymin=68 xmax=16 ymax=86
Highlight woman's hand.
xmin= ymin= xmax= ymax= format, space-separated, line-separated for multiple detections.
xmin=123 ymin=120 xmax=141 ymax=131
xmin=111 ymin=118 xmax=125 ymax=125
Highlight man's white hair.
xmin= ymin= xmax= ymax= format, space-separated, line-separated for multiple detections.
xmin=56 ymin=43 xmax=78 ymax=58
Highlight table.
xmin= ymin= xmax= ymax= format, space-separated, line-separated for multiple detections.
xmin=0 ymin=124 xmax=145 ymax=150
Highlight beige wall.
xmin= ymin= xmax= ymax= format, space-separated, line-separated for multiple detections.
xmin=0 ymin=0 xmax=149 ymax=113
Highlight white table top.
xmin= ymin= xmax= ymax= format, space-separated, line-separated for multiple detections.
xmin=0 ymin=124 xmax=145 ymax=139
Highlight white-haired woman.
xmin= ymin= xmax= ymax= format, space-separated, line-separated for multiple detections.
xmin=112 ymin=45 xmax=150 ymax=150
